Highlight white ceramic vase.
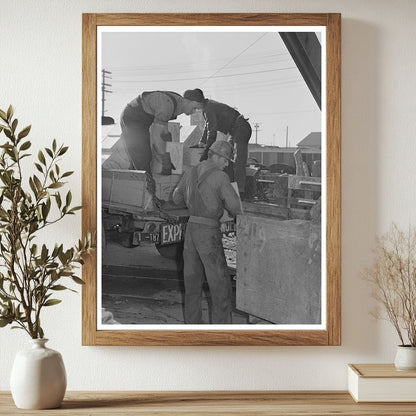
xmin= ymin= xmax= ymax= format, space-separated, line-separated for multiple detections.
xmin=394 ymin=345 xmax=416 ymax=371
xmin=10 ymin=338 xmax=67 ymax=409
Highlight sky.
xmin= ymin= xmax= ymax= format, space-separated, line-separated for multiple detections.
xmin=100 ymin=28 xmax=323 ymax=147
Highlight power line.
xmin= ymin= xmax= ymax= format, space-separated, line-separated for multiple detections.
xmin=107 ymin=59 xmax=293 ymax=78
xmin=198 ymin=33 xmax=269 ymax=87
xmin=205 ymin=79 xmax=303 ymax=93
xmin=107 ymin=56 xmax=292 ymax=75
xmin=111 ymin=66 xmax=296 ymax=84
xmin=106 ymin=50 xmax=289 ymax=72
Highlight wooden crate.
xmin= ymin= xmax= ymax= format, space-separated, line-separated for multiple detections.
xmin=153 ymin=173 xmax=182 ymax=201
xmin=183 ymin=147 xmax=204 ymax=167
xmin=166 ymin=142 xmax=184 ymax=174
xmin=102 ymin=169 xmax=181 ymax=214
xmin=236 ymin=214 xmax=321 ymax=324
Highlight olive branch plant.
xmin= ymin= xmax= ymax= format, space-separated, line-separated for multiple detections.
xmin=0 ymin=106 xmax=94 ymax=339
xmin=363 ymin=223 xmax=416 ymax=347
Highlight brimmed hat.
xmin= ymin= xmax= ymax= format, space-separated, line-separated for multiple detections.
xmin=209 ymin=140 xmax=234 ymax=162
xmin=183 ymin=88 xmax=206 ymax=104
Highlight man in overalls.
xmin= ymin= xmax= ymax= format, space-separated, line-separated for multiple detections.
xmin=198 ymin=98 xmax=252 ymax=195
xmin=103 ymin=89 xmax=206 ymax=174
xmin=173 ymin=141 xmax=242 ymax=324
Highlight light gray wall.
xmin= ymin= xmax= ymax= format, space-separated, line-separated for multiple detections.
xmin=1 ymin=0 xmax=415 ymax=390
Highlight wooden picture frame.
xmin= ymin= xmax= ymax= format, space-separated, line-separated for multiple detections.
xmin=82 ymin=13 xmax=341 ymax=346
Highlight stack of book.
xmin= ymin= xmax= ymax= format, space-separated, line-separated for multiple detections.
xmin=348 ymin=364 xmax=416 ymax=402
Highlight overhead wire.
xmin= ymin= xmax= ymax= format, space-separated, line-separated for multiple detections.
xmin=111 ymin=66 xmax=297 ymax=84
xmin=197 ymin=33 xmax=270 ymax=87
xmin=106 ymin=50 xmax=290 ymax=72
xmin=107 ymin=57 xmax=293 ymax=77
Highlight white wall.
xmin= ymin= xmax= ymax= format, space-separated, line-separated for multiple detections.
xmin=1 ymin=0 xmax=416 ymax=391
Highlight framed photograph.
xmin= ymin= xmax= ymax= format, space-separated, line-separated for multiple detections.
xmin=82 ymin=13 xmax=341 ymax=346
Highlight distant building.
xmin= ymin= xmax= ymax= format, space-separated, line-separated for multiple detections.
xmin=248 ymin=132 xmax=322 ymax=171
xmin=297 ymin=132 xmax=321 ymax=149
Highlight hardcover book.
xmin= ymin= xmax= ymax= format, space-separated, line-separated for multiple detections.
xmin=348 ymin=364 xmax=416 ymax=402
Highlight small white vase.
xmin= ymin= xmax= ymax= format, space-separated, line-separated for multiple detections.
xmin=10 ymin=338 xmax=67 ymax=409
xmin=394 ymin=345 xmax=416 ymax=371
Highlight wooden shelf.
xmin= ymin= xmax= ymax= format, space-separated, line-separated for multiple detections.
xmin=1 ymin=391 xmax=416 ymax=415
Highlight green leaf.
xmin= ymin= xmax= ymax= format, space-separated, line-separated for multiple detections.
xmin=71 ymin=276 xmax=85 ymax=285
xmin=0 ymin=293 xmax=12 ymax=302
xmin=38 ymin=150 xmax=46 ymax=165
xmin=34 ymin=163 xmax=43 ymax=173
xmin=18 ymin=125 xmax=31 ymax=140
xmin=61 ymin=171 xmax=74 ymax=178
xmin=55 ymin=193 xmax=62 ymax=208
xmin=58 ymin=146 xmax=68 ymax=156
xmin=41 ymin=244 xmax=48 ymax=262
xmin=45 ymin=148 xmax=53 ymax=158
xmin=48 ymin=182 xmax=64 ymax=189
xmin=52 ymin=139 xmax=57 ymax=152
xmin=41 ymin=202 xmax=50 ymax=221
xmin=6 ymin=105 xmax=14 ymax=121
xmin=29 ymin=177 xmax=38 ymax=197
xmin=58 ymin=250 xmax=66 ymax=264
xmin=43 ymin=299 xmax=62 ymax=307
xmin=0 ymin=109 xmax=7 ymax=121
xmin=19 ymin=140 xmax=31 ymax=151
xmin=11 ymin=118 xmax=18 ymax=133
xmin=19 ymin=153 xmax=30 ymax=160
xmin=65 ymin=191 xmax=72 ymax=207
xmin=0 ymin=317 xmax=13 ymax=327
xmin=50 ymin=285 xmax=68 ymax=291
xmin=4 ymin=129 xmax=12 ymax=140
xmin=51 ymin=244 xmax=59 ymax=258
xmin=31 ymin=244 xmax=38 ymax=256
xmin=33 ymin=175 xmax=42 ymax=192
xmin=38 ymin=325 xmax=44 ymax=339
xmin=69 ymin=206 xmax=82 ymax=213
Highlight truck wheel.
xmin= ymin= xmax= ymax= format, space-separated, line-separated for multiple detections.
xmin=155 ymin=241 xmax=184 ymax=260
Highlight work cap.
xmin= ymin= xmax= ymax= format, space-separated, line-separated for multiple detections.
xmin=183 ymin=88 xmax=206 ymax=104
xmin=209 ymin=140 xmax=234 ymax=162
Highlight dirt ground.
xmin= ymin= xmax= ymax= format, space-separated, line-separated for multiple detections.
xmin=101 ymin=240 xmax=250 ymax=325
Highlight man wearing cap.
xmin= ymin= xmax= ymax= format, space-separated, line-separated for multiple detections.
xmin=173 ymin=141 xmax=242 ymax=324
xmin=198 ymin=98 xmax=252 ymax=195
xmin=103 ymin=89 xmax=206 ymax=174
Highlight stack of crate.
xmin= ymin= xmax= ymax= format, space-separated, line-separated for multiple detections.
xmin=102 ymin=170 xmax=181 ymax=214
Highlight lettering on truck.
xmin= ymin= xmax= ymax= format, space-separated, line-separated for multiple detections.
xmin=161 ymin=223 xmax=184 ymax=245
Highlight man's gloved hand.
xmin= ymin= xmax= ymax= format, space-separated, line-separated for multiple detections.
xmin=161 ymin=131 xmax=172 ymax=142
xmin=161 ymin=152 xmax=172 ymax=175
xmin=199 ymin=148 xmax=209 ymax=162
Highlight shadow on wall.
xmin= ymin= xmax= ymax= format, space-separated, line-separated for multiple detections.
xmin=341 ymin=19 xmax=381 ymax=355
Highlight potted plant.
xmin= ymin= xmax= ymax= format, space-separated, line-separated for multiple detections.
xmin=363 ymin=223 xmax=416 ymax=370
xmin=0 ymin=106 xmax=94 ymax=408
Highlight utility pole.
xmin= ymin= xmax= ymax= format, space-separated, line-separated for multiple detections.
xmin=101 ymin=69 xmax=113 ymax=117
xmin=285 ymin=125 xmax=289 ymax=148
xmin=253 ymin=123 xmax=260 ymax=144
